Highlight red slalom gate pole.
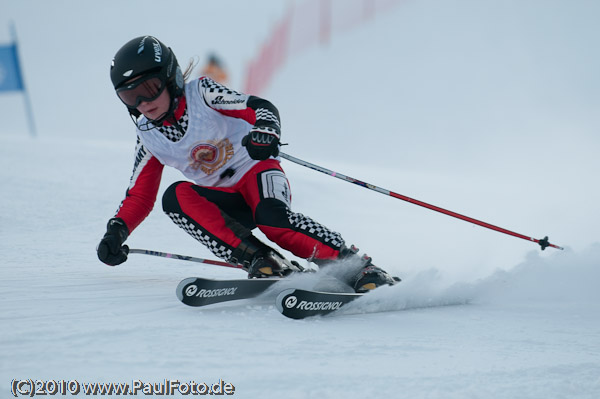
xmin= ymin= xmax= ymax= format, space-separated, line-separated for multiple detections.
xmin=280 ymin=152 xmax=563 ymax=251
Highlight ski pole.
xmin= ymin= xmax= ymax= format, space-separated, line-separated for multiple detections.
xmin=279 ymin=152 xmax=563 ymax=251
xmin=129 ymin=248 xmax=243 ymax=269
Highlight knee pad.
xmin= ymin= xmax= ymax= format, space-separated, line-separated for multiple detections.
xmin=254 ymin=198 xmax=291 ymax=229
xmin=162 ymin=181 xmax=189 ymax=213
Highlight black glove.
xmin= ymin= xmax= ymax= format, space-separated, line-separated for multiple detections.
xmin=242 ymin=126 xmax=280 ymax=160
xmin=97 ymin=218 xmax=129 ymax=266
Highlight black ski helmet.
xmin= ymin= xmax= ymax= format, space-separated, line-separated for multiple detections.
xmin=111 ymin=36 xmax=184 ymax=119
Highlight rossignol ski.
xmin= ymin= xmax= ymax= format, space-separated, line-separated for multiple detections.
xmin=275 ymin=288 xmax=363 ymax=319
xmin=176 ymin=277 xmax=282 ymax=307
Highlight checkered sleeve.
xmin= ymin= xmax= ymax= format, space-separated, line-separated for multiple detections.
xmin=115 ymin=136 xmax=164 ymax=233
xmin=198 ymin=77 xmax=281 ymax=137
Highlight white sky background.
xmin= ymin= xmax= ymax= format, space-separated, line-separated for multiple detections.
xmin=1 ymin=0 xmax=599 ymax=280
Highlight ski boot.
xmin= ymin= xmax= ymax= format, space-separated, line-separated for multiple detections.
xmin=230 ymin=236 xmax=304 ymax=278
xmin=247 ymin=249 xmax=302 ymax=278
xmin=350 ymin=260 xmax=400 ymax=293
xmin=341 ymin=246 xmax=400 ymax=293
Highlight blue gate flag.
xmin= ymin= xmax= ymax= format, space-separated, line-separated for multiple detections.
xmin=0 ymin=44 xmax=24 ymax=92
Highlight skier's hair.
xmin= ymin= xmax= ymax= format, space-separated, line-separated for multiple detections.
xmin=182 ymin=58 xmax=199 ymax=84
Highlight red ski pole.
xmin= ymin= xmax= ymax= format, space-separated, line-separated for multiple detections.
xmin=129 ymin=248 xmax=243 ymax=268
xmin=280 ymin=152 xmax=563 ymax=251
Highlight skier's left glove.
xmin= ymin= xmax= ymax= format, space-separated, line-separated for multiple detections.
xmin=242 ymin=126 xmax=280 ymax=160
xmin=97 ymin=217 xmax=129 ymax=266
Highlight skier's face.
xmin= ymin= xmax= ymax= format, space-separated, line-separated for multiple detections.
xmin=136 ymin=88 xmax=171 ymax=121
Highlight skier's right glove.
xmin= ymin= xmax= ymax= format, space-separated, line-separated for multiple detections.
xmin=97 ymin=217 xmax=129 ymax=266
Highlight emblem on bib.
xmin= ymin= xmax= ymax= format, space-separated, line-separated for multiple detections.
xmin=189 ymin=139 xmax=234 ymax=175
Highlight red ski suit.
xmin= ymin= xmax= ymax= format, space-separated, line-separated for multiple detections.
xmin=115 ymin=77 xmax=344 ymax=263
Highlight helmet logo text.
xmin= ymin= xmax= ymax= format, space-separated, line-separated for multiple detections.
xmin=152 ymin=39 xmax=162 ymax=62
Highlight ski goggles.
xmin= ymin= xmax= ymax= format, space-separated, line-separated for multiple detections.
xmin=116 ymin=74 xmax=166 ymax=108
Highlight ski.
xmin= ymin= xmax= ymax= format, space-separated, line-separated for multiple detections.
xmin=276 ymin=288 xmax=363 ymax=319
xmin=176 ymin=277 xmax=282 ymax=307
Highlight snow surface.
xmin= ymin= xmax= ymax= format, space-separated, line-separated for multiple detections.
xmin=2 ymin=1 xmax=600 ymax=398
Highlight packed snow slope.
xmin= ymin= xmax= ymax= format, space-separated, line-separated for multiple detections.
xmin=2 ymin=1 xmax=600 ymax=398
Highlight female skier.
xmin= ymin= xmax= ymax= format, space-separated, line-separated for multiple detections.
xmin=96 ymin=36 xmax=396 ymax=292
